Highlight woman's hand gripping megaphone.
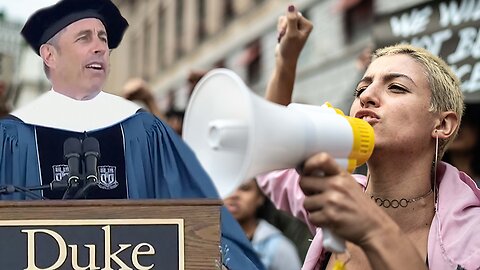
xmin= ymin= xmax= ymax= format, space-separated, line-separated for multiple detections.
xmin=298 ymin=152 xmax=379 ymax=255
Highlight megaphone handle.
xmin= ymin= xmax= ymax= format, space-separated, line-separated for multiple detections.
xmin=322 ymin=228 xmax=346 ymax=253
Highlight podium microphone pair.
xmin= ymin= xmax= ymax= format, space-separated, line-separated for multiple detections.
xmin=182 ymin=69 xmax=375 ymax=253
xmin=62 ymin=137 xmax=101 ymax=199
xmin=0 ymin=137 xmax=101 ymax=200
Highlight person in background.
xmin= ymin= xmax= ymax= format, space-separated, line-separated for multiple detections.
xmin=356 ymin=45 xmax=373 ymax=74
xmin=0 ymin=80 xmax=11 ymax=118
xmin=224 ymin=178 xmax=302 ymax=270
xmin=258 ymin=4 xmax=480 ymax=269
xmin=443 ymin=102 xmax=480 ymax=186
xmin=122 ymin=77 xmax=185 ymax=135
xmin=164 ymin=108 xmax=185 ymax=135
xmin=123 ymin=69 xmax=208 ymax=136
xmin=187 ymin=69 xmax=209 ymax=98
xmin=122 ymin=77 xmax=165 ymax=120
xmin=0 ymin=0 xmax=264 ymax=269
xmin=260 ymin=198 xmax=313 ymax=263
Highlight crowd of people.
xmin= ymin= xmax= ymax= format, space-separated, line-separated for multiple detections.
xmin=0 ymin=0 xmax=479 ymax=269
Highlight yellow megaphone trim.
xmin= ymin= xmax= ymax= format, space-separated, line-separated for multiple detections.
xmin=323 ymin=102 xmax=375 ymax=173
xmin=345 ymin=116 xmax=375 ymax=172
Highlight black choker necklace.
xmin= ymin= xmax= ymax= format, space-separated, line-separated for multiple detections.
xmin=370 ymin=189 xmax=433 ymax=208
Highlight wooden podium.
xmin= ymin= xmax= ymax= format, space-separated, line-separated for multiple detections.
xmin=0 ymin=199 xmax=222 ymax=270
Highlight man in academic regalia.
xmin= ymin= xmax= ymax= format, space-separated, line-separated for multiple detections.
xmin=0 ymin=0 xmax=264 ymax=269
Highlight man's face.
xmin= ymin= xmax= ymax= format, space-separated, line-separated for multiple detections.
xmin=51 ymin=18 xmax=110 ymax=95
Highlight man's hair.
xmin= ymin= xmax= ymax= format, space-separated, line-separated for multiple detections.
xmin=42 ymin=28 xmax=65 ymax=78
xmin=372 ymin=43 xmax=464 ymax=159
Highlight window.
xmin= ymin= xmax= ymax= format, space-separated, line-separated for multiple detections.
xmin=176 ymin=0 xmax=184 ymax=58
xmin=197 ymin=0 xmax=207 ymax=42
xmin=224 ymin=0 xmax=235 ymax=24
xmin=245 ymin=39 xmax=262 ymax=85
xmin=130 ymin=38 xmax=139 ymax=77
xmin=157 ymin=6 xmax=166 ymax=70
xmin=343 ymin=0 xmax=374 ymax=43
xmin=143 ymin=22 xmax=151 ymax=80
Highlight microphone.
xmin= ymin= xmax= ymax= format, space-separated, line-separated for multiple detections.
xmin=62 ymin=137 xmax=82 ymax=199
xmin=64 ymin=137 xmax=82 ymax=185
xmin=1 ymin=137 xmax=101 ymax=200
xmin=74 ymin=136 xmax=100 ymax=199
xmin=21 ymin=137 xmax=80 ymax=195
xmin=82 ymin=137 xmax=100 ymax=183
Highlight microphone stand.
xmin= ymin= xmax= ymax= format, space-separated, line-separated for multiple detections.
xmin=73 ymin=178 xmax=97 ymax=199
xmin=0 ymin=184 xmax=47 ymax=200
xmin=0 ymin=174 xmax=91 ymax=200
xmin=0 ymin=137 xmax=101 ymax=200
xmin=0 ymin=173 xmax=82 ymax=200
xmin=62 ymin=179 xmax=81 ymax=200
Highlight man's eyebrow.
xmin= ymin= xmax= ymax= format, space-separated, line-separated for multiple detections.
xmin=98 ymin=29 xmax=107 ymax=37
xmin=75 ymin=29 xmax=108 ymax=38
xmin=75 ymin=29 xmax=92 ymax=37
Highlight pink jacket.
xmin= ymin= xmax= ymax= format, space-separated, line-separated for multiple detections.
xmin=257 ymin=162 xmax=480 ymax=270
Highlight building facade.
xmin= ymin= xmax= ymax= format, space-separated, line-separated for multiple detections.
xmin=107 ymin=0 xmax=430 ymax=113
xmin=0 ymin=18 xmax=24 ymax=109
xmin=4 ymin=0 xmax=434 ymax=112
xmin=0 ymin=14 xmax=50 ymax=109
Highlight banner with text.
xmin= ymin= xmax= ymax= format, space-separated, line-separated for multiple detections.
xmin=374 ymin=0 xmax=480 ymax=102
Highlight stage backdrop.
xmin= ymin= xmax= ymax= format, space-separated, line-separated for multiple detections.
xmin=374 ymin=0 xmax=480 ymax=102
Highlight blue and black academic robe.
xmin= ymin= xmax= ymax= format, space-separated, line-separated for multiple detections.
xmin=0 ymin=112 xmax=264 ymax=270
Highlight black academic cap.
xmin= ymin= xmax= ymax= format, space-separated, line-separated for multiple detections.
xmin=21 ymin=0 xmax=129 ymax=55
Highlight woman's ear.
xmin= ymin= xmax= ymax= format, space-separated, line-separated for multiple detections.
xmin=39 ymin=44 xmax=55 ymax=69
xmin=432 ymin=111 xmax=459 ymax=139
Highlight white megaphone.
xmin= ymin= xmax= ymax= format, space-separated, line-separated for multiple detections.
xmin=183 ymin=68 xmax=374 ymax=253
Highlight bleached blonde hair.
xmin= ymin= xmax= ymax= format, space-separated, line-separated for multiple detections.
xmin=372 ymin=44 xmax=464 ymax=159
